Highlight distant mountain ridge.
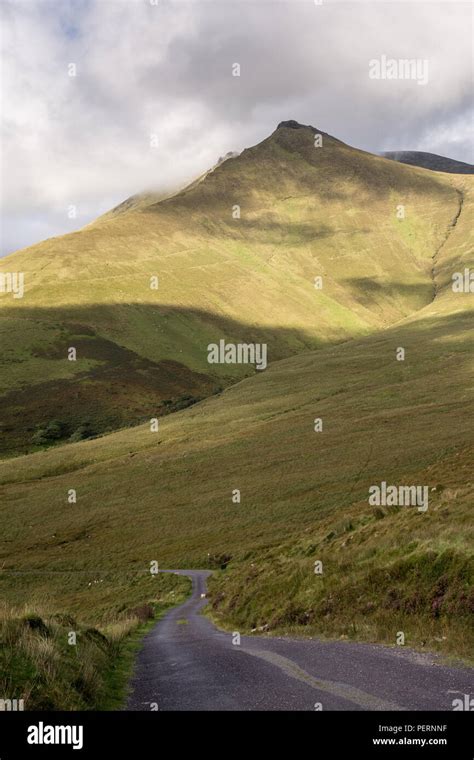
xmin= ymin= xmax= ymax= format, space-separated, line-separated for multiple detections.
xmin=382 ymin=150 xmax=474 ymax=174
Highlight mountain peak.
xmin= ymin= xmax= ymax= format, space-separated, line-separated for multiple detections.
xmin=274 ymin=119 xmax=345 ymax=148
xmin=277 ymin=119 xmax=315 ymax=131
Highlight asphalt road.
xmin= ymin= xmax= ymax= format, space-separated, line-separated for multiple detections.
xmin=126 ymin=570 xmax=473 ymax=711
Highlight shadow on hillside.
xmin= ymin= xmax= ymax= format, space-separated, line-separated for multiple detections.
xmin=345 ymin=277 xmax=434 ymax=309
xmin=0 ymin=302 xmax=322 ymax=457
xmin=0 ymin=301 xmax=471 ymax=458
xmin=227 ymin=218 xmax=371 ymax=243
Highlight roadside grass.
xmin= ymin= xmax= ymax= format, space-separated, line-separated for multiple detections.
xmin=206 ymin=467 xmax=474 ymax=663
xmin=0 ymin=574 xmax=190 ymax=711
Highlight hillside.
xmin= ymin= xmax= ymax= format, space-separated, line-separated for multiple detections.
xmin=0 ymin=122 xmax=464 ymax=456
xmin=0 ymin=167 xmax=472 ymax=674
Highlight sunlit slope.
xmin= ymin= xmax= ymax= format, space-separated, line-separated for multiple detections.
xmin=0 ymin=123 xmax=463 ymax=454
xmin=426 ymin=174 xmax=473 ymax=310
xmin=0 ymin=177 xmax=472 ymax=654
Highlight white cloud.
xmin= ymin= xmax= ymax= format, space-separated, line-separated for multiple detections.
xmin=1 ymin=0 xmax=472 ymax=255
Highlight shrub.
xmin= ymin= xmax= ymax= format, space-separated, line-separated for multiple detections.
xmin=32 ymin=420 xmax=67 ymax=445
xmin=69 ymin=422 xmax=95 ymax=442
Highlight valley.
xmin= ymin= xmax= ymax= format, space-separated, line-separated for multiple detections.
xmin=0 ymin=122 xmax=472 ymax=710
xmin=0 ymin=122 xmax=463 ymax=455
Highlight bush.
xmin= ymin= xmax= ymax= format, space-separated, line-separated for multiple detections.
xmin=207 ymin=552 xmax=232 ymax=569
xmin=69 ymin=422 xmax=95 ymax=442
xmin=32 ymin=420 xmax=66 ymax=445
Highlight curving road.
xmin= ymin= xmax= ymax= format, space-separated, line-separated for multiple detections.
xmin=126 ymin=570 xmax=473 ymax=711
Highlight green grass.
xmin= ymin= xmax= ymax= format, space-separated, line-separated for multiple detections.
xmin=0 ymin=300 xmax=472 ymax=660
xmin=206 ymin=475 xmax=473 ymax=662
xmin=0 ymin=574 xmax=190 ymax=711
xmin=0 ymin=125 xmax=472 ymax=705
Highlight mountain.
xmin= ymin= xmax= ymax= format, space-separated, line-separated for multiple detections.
xmin=382 ymin=150 xmax=474 ymax=175
xmin=0 ymin=121 xmax=473 ymax=707
xmin=98 ymin=152 xmax=240 ymax=222
xmin=0 ymin=170 xmax=472 ymax=652
xmin=0 ymin=122 xmax=464 ymax=455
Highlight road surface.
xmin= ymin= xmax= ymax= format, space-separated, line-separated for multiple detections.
xmin=126 ymin=570 xmax=473 ymax=711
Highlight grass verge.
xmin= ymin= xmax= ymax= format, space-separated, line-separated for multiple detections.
xmin=206 ymin=469 xmax=473 ymax=665
xmin=0 ymin=577 xmax=190 ymax=711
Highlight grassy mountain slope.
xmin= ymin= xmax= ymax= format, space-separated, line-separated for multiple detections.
xmin=0 ymin=174 xmax=472 ymax=663
xmin=0 ymin=123 xmax=463 ymax=455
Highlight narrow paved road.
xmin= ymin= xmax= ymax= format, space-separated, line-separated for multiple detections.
xmin=126 ymin=570 xmax=473 ymax=711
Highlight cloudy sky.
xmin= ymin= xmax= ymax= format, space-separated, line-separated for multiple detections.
xmin=1 ymin=0 xmax=472 ymax=255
